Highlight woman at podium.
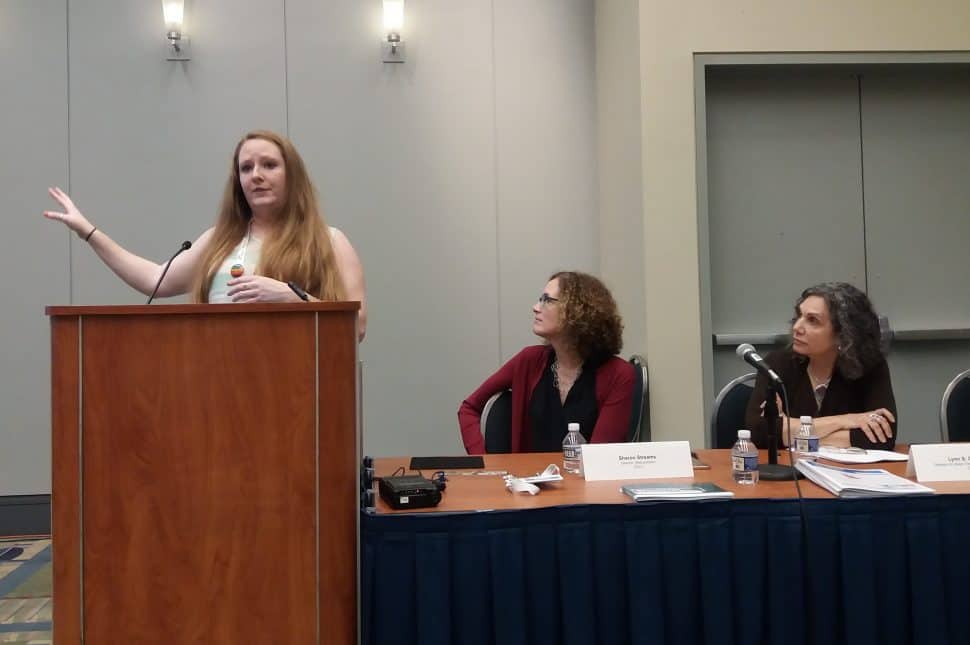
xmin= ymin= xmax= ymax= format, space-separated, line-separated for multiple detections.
xmin=458 ymin=271 xmax=634 ymax=454
xmin=43 ymin=130 xmax=367 ymax=339
xmin=744 ymin=281 xmax=897 ymax=450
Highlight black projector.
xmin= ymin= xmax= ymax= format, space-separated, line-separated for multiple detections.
xmin=378 ymin=475 xmax=442 ymax=510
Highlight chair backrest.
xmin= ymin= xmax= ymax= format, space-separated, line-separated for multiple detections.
xmin=878 ymin=315 xmax=894 ymax=355
xmin=481 ymin=389 xmax=513 ymax=453
xmin=941 ymin=369 xmax=970 ymax=442
xmin=628 ymin=354 xmax=650 ymax=442
xmin=710 ymin=372 xmax=757 ymax=449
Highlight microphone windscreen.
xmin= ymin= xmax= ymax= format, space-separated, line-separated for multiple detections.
xmin=736 ymin=343 xmax=755 ymax=358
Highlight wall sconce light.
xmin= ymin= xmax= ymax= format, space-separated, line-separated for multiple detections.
xmin=162 ymin=0 xmax=190 ymax=61
xmin=382 ymin=0 xmax=405 ymax=63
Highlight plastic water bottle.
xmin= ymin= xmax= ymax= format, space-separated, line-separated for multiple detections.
xmin=794 ymin=415 xmax=820 ymax=457
xmin=562 ymin=422 xmax=586 ymax=474
xmin=731 ymin=429 xmax=759 ymax=485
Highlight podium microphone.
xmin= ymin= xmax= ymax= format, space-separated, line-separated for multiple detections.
xmin=735 ymin=343 xmax=800 ymax=481
xmin=736 ymin=343 xmax=783 ymax=387
xmin=146 ymin=241 xmax=192 ymax=304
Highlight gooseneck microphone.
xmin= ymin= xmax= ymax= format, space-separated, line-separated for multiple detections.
xmin=736 ymin=343 xmax=783 ymax=387
xmin=734 ymin=342 xmax=800 ymax=481
xmin=146 ymin=241 xmax=192 ymax=304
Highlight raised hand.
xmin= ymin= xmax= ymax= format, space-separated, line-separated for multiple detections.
xmin=43 ymin=187 xmax=94 ymax=238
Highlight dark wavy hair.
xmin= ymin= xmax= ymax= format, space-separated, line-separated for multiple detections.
xmin=549 ymin=271 xmax=623 ymax=361
xmin=791 ymin=282 xmax=883 ymax=380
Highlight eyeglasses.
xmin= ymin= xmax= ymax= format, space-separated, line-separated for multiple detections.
xmin=537 ymin=293 xmax=560 ymax=307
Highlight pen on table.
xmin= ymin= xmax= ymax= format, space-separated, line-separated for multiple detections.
xmin=442 ymin=470 xmax=509 ymax=476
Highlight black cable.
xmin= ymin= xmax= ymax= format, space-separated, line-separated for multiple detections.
xmin=780 ymin=383 xmax=806 ymax=502
xmin=781 ymin=383 xmax=813 ymax=640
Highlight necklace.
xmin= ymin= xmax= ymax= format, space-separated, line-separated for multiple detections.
xmin=551 ymin=358 xmax=582 ymax=393
xmin=807 ymin=365 xmax=831 ymax=390
xmin=230 ymin=223 xmax=254 ymax=278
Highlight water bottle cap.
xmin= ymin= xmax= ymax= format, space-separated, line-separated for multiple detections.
xmin=737 ymin=429 xmax=751 ymax=439
xmin=799 ymin=415 xmax=812 ymax=423
xmin=567 ymin=422 xmax=580 ymax=431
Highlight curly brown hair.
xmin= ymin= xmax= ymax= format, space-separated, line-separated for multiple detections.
xmin=549 ymin=271 xmax=624 ymax=360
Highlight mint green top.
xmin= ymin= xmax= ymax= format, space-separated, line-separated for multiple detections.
xmin=208 ymin=233 xmax=262 ymax=304
xmin=206 ymin=226 xmax=336 ymax=303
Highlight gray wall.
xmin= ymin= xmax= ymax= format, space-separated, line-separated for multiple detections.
xmin=1 ymin=0 xmax=69 ymax=496
xmin=595 ymin=0 xmax=646 ymax=358
xmin=0 ymin=0 xmax=599 ymax=495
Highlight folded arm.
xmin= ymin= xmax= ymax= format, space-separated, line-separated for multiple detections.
xmin=458 ymin=355 xmax=519 ymax=455
xmin=590 ymin=363 xmax=635 ymax=443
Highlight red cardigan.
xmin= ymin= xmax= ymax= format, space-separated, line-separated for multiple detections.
xmin=458 ymin=345 xmax=635 ymax=454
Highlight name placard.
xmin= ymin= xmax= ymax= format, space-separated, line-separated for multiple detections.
xmin=905 ymin=443 xmax=970 ymax=482
xmin=581 ymin=441 xmax=693 ymax=481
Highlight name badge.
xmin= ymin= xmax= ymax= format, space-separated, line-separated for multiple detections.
xmin=581 ymin=441 xmax=693 ymax=481
xmin=905 ymin=443 xmax=970 ymax=482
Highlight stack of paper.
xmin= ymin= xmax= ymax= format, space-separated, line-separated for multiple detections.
xmin=815 ymin=446 xmax=909 ymax=464
xmin=795 ymin=459 xmax=934 ymax=498
xmin=620 ymin=482 xmax=734 ymax=501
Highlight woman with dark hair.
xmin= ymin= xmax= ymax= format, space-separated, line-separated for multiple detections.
xmin=43 ymin=130 xmax=366 ymax=339
xmin=744 ymin=282 xmax=897 ymax=450
xmin=459 ymin=271 xmax=634 ymax=454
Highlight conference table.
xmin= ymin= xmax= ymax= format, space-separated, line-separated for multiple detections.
xmin=361 ymin=450 xmax=970 ymax=645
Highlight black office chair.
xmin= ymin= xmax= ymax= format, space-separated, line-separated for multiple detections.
xmin=481 ymin=389 xmax=513 ymax=453
xmin=628 ymin=354 xmax=650 ymax=442
xmin=940 ymin=369 xmax=970 ymax=442
xmin=710 ymin=372 xmax=757 ymax=449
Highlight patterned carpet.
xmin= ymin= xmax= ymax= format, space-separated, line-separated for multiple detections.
xmin=0 ymin=538 xmax=52 ymax=644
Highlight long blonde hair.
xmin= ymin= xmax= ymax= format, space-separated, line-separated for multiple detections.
xmin=192 ymin=130 xmax=345 ymax=303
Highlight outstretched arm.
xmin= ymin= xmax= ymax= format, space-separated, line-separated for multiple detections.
xmin=43 ymin=187 xmax=211 ymax=297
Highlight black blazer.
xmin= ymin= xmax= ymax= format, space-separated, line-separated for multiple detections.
xmin=744 ymin=348 xmax=897 ymax=450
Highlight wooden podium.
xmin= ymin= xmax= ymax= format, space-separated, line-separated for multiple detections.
xmin=47 ymin=303 xmax=360 ymax=644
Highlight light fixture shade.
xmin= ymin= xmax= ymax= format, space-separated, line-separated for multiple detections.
xmin=162 ymin=0 xmax=185 ymax=33
xmin=383 ymin=0 xmax=404 ymax=34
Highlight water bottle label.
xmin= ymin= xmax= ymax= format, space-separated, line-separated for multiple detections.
xmin=795 ymin=437 xmax=820 ymax=452
xmin=564 ymin=446 xmax=582 ymax=460
xmin=732 ymin=455 xmax=758 ymax=472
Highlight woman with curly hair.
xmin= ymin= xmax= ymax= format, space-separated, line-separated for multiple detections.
xmin=744 ymin=282 xmax=897 ymax=450
xmin=459 ymin=271 xmax=634 ymax=454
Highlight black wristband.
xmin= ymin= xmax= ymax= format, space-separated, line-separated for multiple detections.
xmin=287 ymin=281 xmax=309 ymax=301
xmin=83 ymin=226 xmax=98 ymax=242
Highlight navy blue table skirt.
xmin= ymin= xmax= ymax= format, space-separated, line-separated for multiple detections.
xmin=361 ymin=496 xmax=970 ymax=645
